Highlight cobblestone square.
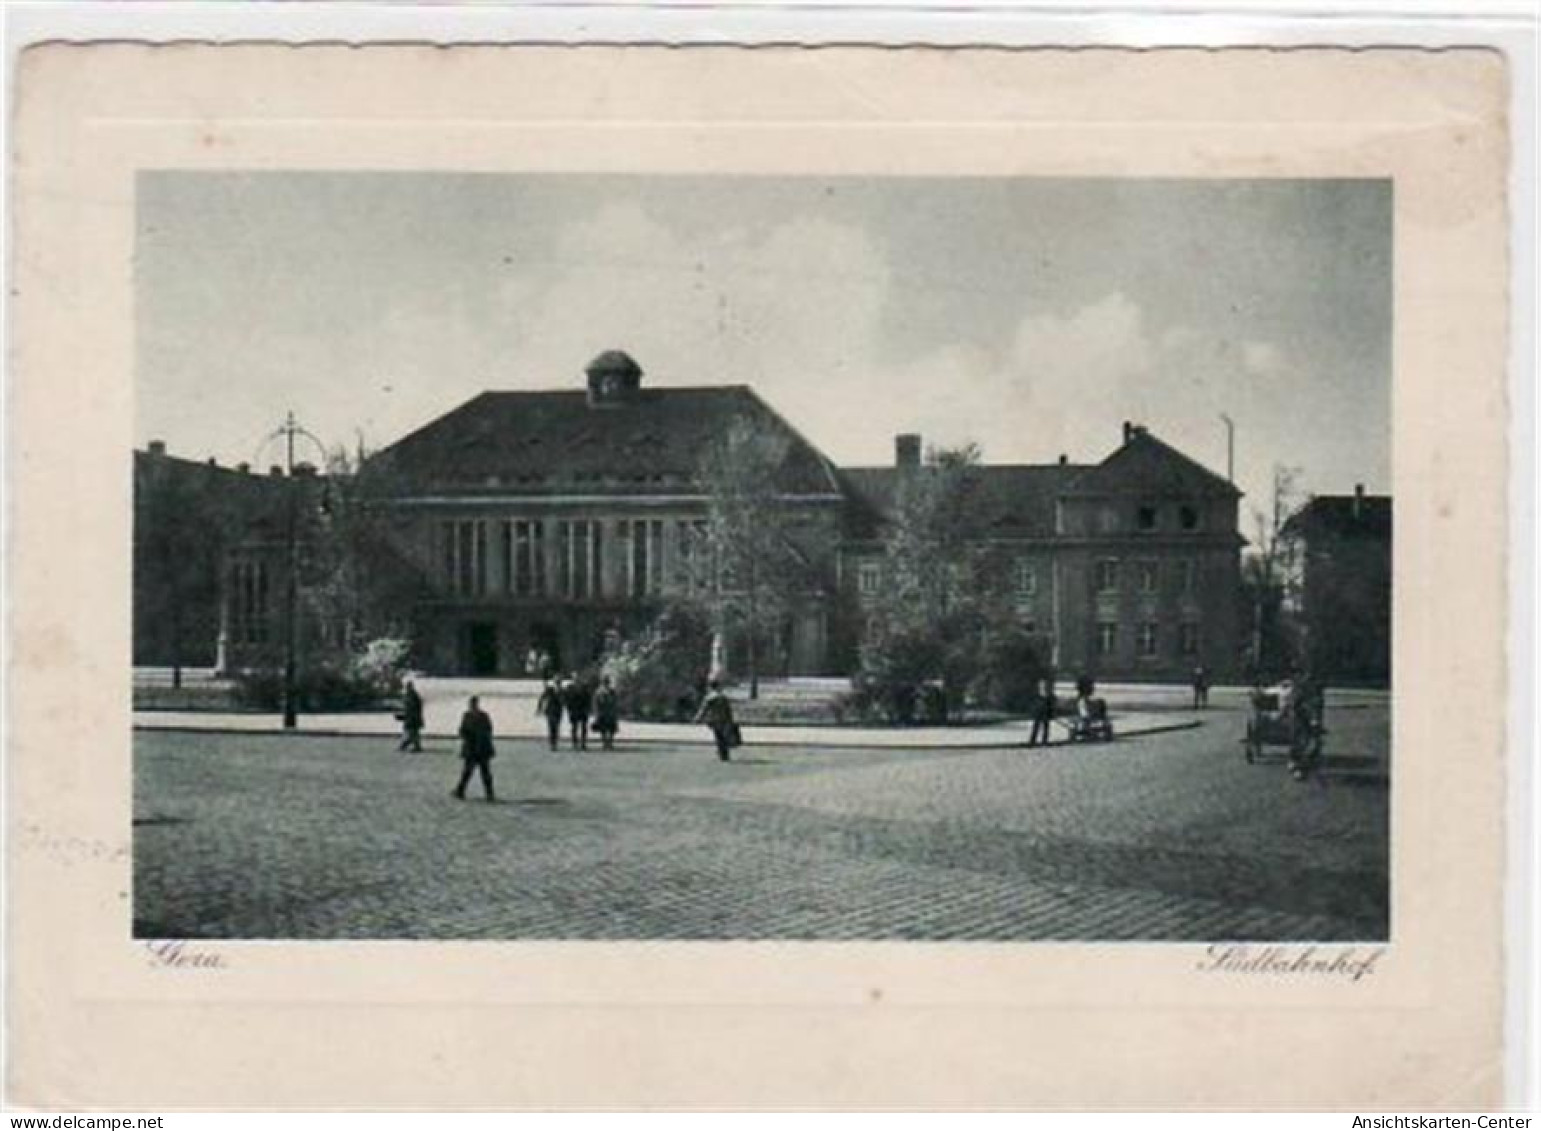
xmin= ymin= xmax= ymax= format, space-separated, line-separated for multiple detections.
xmin=133 ymin=702 xmax=1389 ymax=941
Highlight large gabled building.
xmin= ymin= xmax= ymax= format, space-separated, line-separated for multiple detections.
xmin=358 ymin=351 xmax=847 ymax=677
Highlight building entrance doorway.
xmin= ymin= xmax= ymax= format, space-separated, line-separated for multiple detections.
xmin=465 ymin=622 xmax=499 ymax=676
xmin=529 ymin=622 xmax=561 ymax=676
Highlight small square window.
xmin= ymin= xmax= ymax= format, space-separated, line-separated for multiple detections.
xmin=1180 ymin=505 xmax=1200 ymax=531
xmin=1137 ymin=505 xmax=1157 ymax=531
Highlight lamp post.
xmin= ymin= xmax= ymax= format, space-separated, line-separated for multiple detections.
xmin=259 ymin=411 xmax=326 ymax=730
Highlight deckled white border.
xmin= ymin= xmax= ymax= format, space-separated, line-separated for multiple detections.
xmin=1 ymin=3 xmax=1533 ymax=1111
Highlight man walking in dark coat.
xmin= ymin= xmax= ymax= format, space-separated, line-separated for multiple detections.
xmin=452 ymin=695 xmax=496 ymax=802
xmin=536 ymin=678 xmax=565 ymax=752
xmin=563 ymin=674 xmax=592 ymax=751
xmin=397 ymin=679 xmax=425 ymax=753
xmin=1028 ymin=675 xmax=1055 ymax=747
xmin=693 ymin=679 xmax=737 ymax=762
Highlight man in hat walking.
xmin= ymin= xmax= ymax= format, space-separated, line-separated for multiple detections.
xmin=452 ymin=695 xmax=497 ymax=802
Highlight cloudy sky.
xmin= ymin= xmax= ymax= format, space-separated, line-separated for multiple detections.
xmin=137 ymin=172 xmax=1390 ymax=512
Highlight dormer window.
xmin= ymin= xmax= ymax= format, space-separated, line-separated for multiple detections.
xmin=1137 ymin=505 xmax=1157 ymax=531
xmin=1179 ymin=505 xmax=1200 ymax=531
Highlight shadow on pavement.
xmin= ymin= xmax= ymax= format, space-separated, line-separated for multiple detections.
xmin=1317 ymin=773 xmax=1390 ymax=789
xmin=1316 ymin=753 xmax=1380 ymax=771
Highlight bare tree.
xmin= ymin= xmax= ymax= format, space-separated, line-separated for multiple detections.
xmin=1242 ymin=463 xmax=1305 ymax=676
xmin=292 ymin=443 xmax=428 ymax=656
xmin=690 ymin=417 xmax=819 ymax=699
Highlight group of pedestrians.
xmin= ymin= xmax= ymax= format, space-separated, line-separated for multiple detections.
xmin=537 ymin=674 xmax=620 ymax=752
xmin=395 ymin=671 xmax=742 ymax=799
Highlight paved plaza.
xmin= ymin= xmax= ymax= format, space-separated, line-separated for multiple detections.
xmin=133 ymin=698 xmax=1389 ymax=942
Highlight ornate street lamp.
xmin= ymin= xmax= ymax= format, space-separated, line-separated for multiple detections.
xmin=257 ymin=412 xmax=327 ymax=729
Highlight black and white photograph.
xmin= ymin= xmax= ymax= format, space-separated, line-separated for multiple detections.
xmin=131 ymin=170 xmax=1393 ymax=943
xmin=8 ymin=33 xmax=1518 ymax=1112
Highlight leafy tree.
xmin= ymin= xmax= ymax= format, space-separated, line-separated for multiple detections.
xmin=855 ymin=442 xmax=1029 ymax=720
xmin=599 ymin=602 xmax=716 ymax=720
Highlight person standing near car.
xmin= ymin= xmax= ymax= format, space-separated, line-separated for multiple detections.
xmin=693 ymin=678 xmax=737 ymax=762
xmin=452 ymin=695 xmax=496 ymax=802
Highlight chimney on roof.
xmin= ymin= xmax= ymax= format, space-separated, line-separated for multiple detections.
xmin=1122 ymin=421 xmax=1133 ymax=444
xmin=237 ymin=462 xmax=251 ymax=474
xmin=1353 ymin=482 xmax=1365 ymax=519
xmin=895 ymin=433 xmax=922 ymax=472
xmin=293 ymin=462 xmax=317 ymax=478
xmin=269 ymin=465 xmax=284 ymax=478
xmin=147 ymin=440 xmax=166 ymax=457
xmin=1058 ymin=453 xmax=1068 ymax=466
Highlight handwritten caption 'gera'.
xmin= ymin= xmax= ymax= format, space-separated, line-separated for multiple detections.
xmin=143 ymin=940 xmax=227 ymax=969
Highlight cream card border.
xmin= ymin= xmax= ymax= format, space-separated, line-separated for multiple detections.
xmin=8 ymin=44 xmax=1510 ymax=1110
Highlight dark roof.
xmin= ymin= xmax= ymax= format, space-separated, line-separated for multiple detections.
xmin=1284 ymin=494 xmax=1392 ymax=540
xmin=364 ymin=386 xmax=843 ymax=498
xmin=838 ymin=464 xmax=1089 ymax=540
xmin=1063 ymin=427 xmax=1239 ymax=498
xmin=133 ymin=448 xmax=323 ymax=544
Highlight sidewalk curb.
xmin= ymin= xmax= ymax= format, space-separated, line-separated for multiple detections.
xmin=131 ymin=718 xmax=1204 ymax=752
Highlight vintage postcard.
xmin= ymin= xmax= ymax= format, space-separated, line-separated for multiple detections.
xmin=7 ymin=42 xmax=1512 ymax=1109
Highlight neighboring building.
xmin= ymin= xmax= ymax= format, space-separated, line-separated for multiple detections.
xmin=1282 ymin=485 xmax=1392 ymax=685
xmin=134 ymin=442 xmax=334 ymax=672
xmin=840 ymin=422 xmax=1243 ymax=682
xmin=135 ymin=443 xmax=284 ymax=669
xmin=136 ymin=351 xmax=1248 ymax=683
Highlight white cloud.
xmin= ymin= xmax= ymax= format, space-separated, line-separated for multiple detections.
xmin=1243 ymin=340 xmax=1286 ymax=376
xmin=480 ymin=203 xmax=893 ymax=400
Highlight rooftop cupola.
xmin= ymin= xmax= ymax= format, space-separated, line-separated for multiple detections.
xmin=585 ymin=349 xmax=643 ymax=408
